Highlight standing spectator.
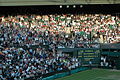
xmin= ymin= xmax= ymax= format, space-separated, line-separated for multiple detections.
xmin=89 ymin=59 xmax=92 ymax=69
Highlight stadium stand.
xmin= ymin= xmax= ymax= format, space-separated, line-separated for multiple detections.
xmin=0 ymin=4 xmax=120 ymax=80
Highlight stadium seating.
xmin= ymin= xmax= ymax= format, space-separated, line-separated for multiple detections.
xmin=0 ymin=14 xmax=120 ymax=80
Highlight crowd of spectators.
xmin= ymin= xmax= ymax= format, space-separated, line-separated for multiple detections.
xmin=0 ymin=47 xmax=79 ymax=80
xmin=100 ymin=55 xmax=116 ymax=69
xmin=0 ymin=14 xmax=120 ymax=79
xmin=0 ymin=14 xmax=120 ymax=48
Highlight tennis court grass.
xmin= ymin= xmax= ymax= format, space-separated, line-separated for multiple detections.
xmin=55 ymin=69 xmax=120 ymax=80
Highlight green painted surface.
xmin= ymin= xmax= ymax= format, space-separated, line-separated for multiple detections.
xmin=55 ymin=69 xmax=120 ymax=80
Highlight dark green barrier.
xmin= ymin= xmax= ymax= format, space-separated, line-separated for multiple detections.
xmin=102 ymin=52 xmax=120 ymax=56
